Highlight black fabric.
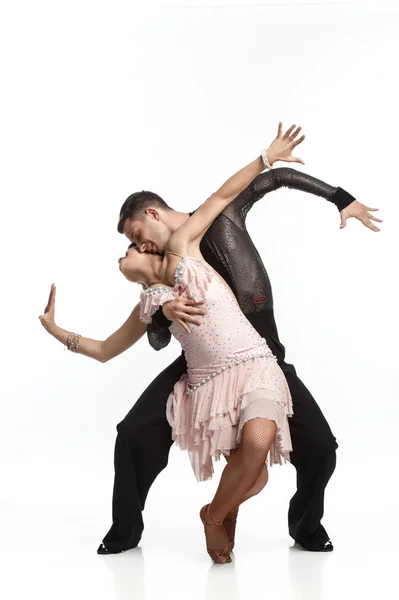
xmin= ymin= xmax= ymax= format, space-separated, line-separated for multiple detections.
xmin=148 ymin=167 xmax=354 ymax=349
xmin=102 ymin=355 xmax=186 ymax=551
xmin=332 ymin=186 xmax=357 ymax=212
xmin=101 ymin=167 xmax=349 ymax=551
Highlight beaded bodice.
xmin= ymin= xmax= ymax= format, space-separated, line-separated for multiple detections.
xmin=139 ymin=256 xmax=267 ymax=371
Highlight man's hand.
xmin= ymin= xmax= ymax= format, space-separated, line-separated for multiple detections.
xmin=162 ymin=297 xmax=207 ymax=334
xmin=266 ymin=122 xmax=305 ymax=166
xmin=340 ymin=200 xmax=383 ymax=232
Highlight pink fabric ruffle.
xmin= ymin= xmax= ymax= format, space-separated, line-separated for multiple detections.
xmin=166 ymin=349 xmax=293 ymax=482
xmin=139 ymin=288 xmax=177 ymax=324
xmin=139 ymin=256 xmax=293 ymax=482
xmin=139 ymin=256 xmax=214 ymax=324
xmin=177 ymin=257 xmax=214 ymax=302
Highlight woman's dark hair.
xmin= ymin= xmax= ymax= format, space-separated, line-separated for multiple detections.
xmin=117 ymin=191 xmax=171 ymax=234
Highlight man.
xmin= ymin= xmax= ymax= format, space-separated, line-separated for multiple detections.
xmin=99 ymin=136 xmax=381 ymax=555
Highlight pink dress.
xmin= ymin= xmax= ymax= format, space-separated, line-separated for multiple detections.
xmin=140 ymin=256 xmax=293 ymax=481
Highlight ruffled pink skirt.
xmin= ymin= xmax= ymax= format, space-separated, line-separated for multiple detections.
xmin=166 ymin=341 xmax=293 ymax=481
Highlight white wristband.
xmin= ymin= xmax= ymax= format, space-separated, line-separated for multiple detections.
xmin=261 ymin=149 xmax=272 ymax=170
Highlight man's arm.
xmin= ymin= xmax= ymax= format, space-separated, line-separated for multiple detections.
xmin=223 ymin=167 xmax=381 ymax=232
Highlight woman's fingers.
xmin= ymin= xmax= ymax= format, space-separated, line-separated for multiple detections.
xmin=290 ymin=155 xmax=305 ymax=165
xmin=43 ymin=284 xmax=56 ymax=314
xmin=50 ymin=284 xmax=56 ymax=307
xmin=283 ymin=124 xmax=296 ymax=139
xmin=289 ymin=126 xmax=302 ymax=141
xmin=292 ymin=134 xmax=305 ymax=148
xmin=46 ymin=285 xmax=53 ymax=306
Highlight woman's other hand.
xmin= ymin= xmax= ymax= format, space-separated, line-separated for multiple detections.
xmin=266 ymin=122 xmax=305 ymax=166
xmin=39 ymin=284 xmax=56 ymax=332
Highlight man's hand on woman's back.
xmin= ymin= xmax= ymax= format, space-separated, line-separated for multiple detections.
xmin=162 ymin=297 xmax=207 ymax=334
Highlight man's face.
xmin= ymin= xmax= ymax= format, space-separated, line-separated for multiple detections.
xmin=123 ymin=209 xmax=172 ymax=255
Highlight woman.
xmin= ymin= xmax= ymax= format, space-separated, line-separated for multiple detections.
xmin=40 ymin=123 xmax=305 ymax=564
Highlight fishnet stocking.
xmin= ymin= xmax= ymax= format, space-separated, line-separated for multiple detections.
xmin=241 ymin=464 xmax=269 ymax=503
xmin=222 ymin=463 xmax=269 ymax=549
xmin=225 ymin=454 xmax=269 ymax=512
xmin=208 ymin=418 xmax=277 ymax=525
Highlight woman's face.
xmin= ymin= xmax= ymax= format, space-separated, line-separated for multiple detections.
xmin=118 ymin=243 xmax=156 ymax=284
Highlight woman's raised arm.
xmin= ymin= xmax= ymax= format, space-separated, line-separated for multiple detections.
xmin=167 ymin=123 xmax=304 ymax=254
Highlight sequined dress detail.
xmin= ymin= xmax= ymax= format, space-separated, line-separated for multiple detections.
xmin=140 ymin=256 xmax=293 ymax=481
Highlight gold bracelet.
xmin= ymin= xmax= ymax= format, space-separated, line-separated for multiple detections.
xmin=67 ymin=332 xmax=81 ymax=353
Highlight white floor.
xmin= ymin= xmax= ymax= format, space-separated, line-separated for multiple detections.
xmin=1 ymin=457 xmax=398 ymax=600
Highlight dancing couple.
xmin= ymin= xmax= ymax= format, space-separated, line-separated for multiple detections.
xmin=40 ymin=123 xmax=381 ymax=563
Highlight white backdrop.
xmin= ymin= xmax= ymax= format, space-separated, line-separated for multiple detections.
xmin=0 ymin=2 xmax=398 ymax=596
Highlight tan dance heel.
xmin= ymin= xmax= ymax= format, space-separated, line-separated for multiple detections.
xmin=223 ymin=507 xmax=238 ymax=551
xmin=200 ymin=504 xmax=232 ymax=564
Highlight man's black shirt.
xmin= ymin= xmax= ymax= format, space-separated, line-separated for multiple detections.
xmin=147 ymin=167 xmax=355 ymax=351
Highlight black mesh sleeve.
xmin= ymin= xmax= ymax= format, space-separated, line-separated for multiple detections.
xmin=224 ymin=167 xmax=356 ymax=226
xmin=146 ymin=310 xmax=172 ymax=351
xmin=145 ymin=168 xmax=356 ymax=351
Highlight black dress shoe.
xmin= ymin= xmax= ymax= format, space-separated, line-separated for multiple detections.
xmin=295 ymin=538 xmax=334 ymax=552
xmin=97 ymin=542 xmax=138 ymax=555
xmin=97 ymin=543 xmax=120 ymax=555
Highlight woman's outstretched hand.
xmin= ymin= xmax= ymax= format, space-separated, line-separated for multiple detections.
xmin=266 ymin=122 xmax=305 ymax=166
xmin=39 ymin=284 xmax=56 ymax=332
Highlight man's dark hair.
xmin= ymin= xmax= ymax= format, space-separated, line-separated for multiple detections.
xmin=117 ymin=191 xmax=171 ymax=234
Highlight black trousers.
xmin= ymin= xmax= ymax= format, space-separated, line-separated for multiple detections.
xmin=102 ymin=310 xmax=337 ymax=551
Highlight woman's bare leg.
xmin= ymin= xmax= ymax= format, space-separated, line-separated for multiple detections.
xmin=222 ymin=457 xmax=269 ymax=549
xmin=224 ymin=451 xmax=269 ymax=506
xmin=201 ymin=418 xmax=277 ymax=556
xmin=210 ymin=418 xmax=276 ymax=522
